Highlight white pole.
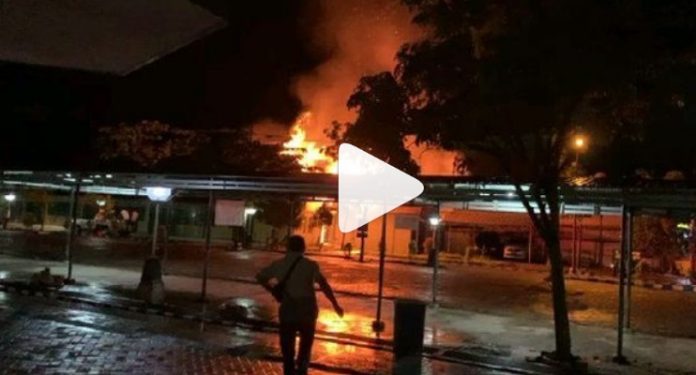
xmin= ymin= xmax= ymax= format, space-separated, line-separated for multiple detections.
xmin=201 ymin=190 xmax=214 ymax=301
xmin=432 ymin=202 xmax=441 ymax=307
xmin=151 ymin=203 xmax=160 ymax=258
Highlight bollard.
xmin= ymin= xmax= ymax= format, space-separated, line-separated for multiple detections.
xmin=393 ymin=298 xmax=426 ymax=360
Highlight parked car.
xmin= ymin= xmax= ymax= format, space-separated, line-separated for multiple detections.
xmin=503 ymin=244 xmax=528 ymax=260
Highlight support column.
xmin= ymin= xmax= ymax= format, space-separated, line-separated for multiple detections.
xmin=625 ymin=210 xmax=633 ymax=330
xmin=598 ymin=214 xmax=605 ymax=267
xmin=65 ymin=183 xmax=80 ymax=283
xmin=527 ymin=225 xmax=534 ymax=264
xmin=150 ymin=203 xmax=161 ymax=257
xmin=372 ymin=214 xmax=387 ymax=334
xmin=578 ymin=217 xmax=583 ymax=270
xmin=572 ymin=215 xmax=578 ymax=273
xmin=432 ymin=202 xmax=441 ymax=306
xmin=200 ymin=190 xmax=214 ymax=301
xmin=614 ymin=205 xmax=631 ymax=364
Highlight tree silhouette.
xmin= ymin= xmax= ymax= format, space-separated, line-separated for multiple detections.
xmin=99 ymin=120 xmax=206 ymax=168
xmin=342 ymin=0 xmax=696 ymax=362
xmin=328 ymin=72 xmax=419 ymax=174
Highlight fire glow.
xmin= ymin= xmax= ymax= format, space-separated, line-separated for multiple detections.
xmin=282 ymin=112 xmax=337 ymax=174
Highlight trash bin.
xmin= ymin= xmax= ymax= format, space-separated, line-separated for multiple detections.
xmin=393 ymin=298 xmax=426 ymax=359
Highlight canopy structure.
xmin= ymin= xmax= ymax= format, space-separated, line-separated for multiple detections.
xmin=2 ymin=169 xmax=691 ymax=360
xmin=3 ymin=170 xmax=696 ymax=214
xmin=0 ymin=0 xmax=225 ymax=75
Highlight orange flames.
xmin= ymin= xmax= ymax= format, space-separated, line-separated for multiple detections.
xmin=282 ymin=113 xmax=337 ymax=174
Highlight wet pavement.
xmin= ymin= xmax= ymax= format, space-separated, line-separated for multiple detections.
xmin=0 ymin=294 xmax=284 ymax=374
xmin=7 ymin=236 xmax=695 ymax=339
xmin=0 ymin=292 xmax=512 ymax=374
xmin=2 ymin=250 xmax=696 ymax=374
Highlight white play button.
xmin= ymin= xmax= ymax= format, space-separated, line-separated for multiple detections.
xmin=338 ymin=143 xmax=424 ymax=233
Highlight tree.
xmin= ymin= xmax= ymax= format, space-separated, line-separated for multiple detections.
xmin=99 ymin=120 xmax=207 ymax=168
xmin=328 ymin=73 xmax=419 ymax=174
xmin=633 ymin=215 xmax=682 ymax=273
xmin=99 ymin=122 xmax=302 ymax=175
xmin=217 ymin=128 xmax=302 ymax=175
xmin=342 ymin=0 xmax=696 ymax=362
xmin=254 ymin=198 xmax=304 ymax=237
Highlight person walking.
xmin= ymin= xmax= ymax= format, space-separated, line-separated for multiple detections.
xmin=256 ymin=235 xmax=344 ymax=375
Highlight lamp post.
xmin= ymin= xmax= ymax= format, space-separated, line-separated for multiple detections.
xmin=244 ymin=207 xmax=258 ymax=248
xmin=3 ymin=193 xmax=16 ymax=230
xmin=138 ymin=186 xmax=172 ymax=305
xmin=372 ymin=214 xmax=388 ymax=334
xmin=429 ymin=212 xmax=441 ymax=307
xmin=145 ymin=187 xmax=172 ymax=257
xmin=573 ymin=134 xmax=588 ymax=166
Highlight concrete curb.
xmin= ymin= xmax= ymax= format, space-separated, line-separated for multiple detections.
xmin=0 ymin=281 xmax=555 ymax=375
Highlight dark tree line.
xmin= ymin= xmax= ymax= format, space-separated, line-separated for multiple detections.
xmin=335 ymin=0 xmax=696 ymax=362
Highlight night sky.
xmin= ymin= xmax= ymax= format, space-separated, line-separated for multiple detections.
xmin=0 ymin=0 xmax=334 ymax=170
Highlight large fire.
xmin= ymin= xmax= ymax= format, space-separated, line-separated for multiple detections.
xmin=282 ymin=113 xmax=337 ymax=174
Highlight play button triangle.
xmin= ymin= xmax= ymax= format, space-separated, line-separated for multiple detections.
xmin=338 ymin=143 xmax=424 ymax=233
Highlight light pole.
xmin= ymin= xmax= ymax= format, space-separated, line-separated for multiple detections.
xmin=200 ymin=190 xmax=215 ymax=302
xmin=429 ymin=212 xmax=441 ymax=307
xmin=137 ymin=186 xmax=172 ymax=305
xmin=244 ymin=207 xmax=258 ymax=248
xmin=3 ymin=193 xmax=16 ymax=230
xmin=146 ymin=187 xmax=172 ymax=257
xmin=572 ymin=134 xmax=588 ymax=166
xmin=372 ymin=214 xmax=388 ymax=334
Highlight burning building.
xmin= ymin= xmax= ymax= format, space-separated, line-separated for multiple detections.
xmin=280 ymin=112 xmax=337 ymax=174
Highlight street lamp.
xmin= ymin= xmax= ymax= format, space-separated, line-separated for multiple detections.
xmin=244 ymin=207 xmax=258 ymax=248
xmin=428 ymin=216 xmax=441 ymax=227
xmin=137 ymin=186 xmax=172 ymax=305
xmin=145 ymin=187 xmax=172 ymax=257
xmin=572 ymin=134 xmax=588 ymax=166
xmin=429 ymin=213 xmax=441 ymax=306
xmin=3 ymin=193 xmax=16 ymax=230
xmin=146 ymin=187 xmax=173 ymax=203
xmin=574 ymin=135 xmax=586 ymax=149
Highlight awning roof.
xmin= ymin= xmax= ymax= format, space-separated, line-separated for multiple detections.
xmin=3 ymin=171 xmax=696 ymax=214
xmin=0 ymin=0 xmax=225 ymax=75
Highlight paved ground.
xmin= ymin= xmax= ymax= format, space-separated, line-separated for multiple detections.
xmin=5 ymin=234 xmax=696 ymax=338
xmin=3 ymin=254 xmax=696 ymax=374
xmin=0 ymin=294 xmax=284 ymax=374
xmin=0 ymin=292 xmax=512 ymax=375
xmin=152 ymin=246 xmax=696 ymax=339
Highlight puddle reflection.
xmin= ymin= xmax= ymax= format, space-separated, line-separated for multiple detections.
xmin=316 ymin=309 xmax=357 ymax=355
xmin=316 ymin=309 xmax=381 ymax=338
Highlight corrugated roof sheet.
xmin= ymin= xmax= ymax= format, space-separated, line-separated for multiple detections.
xmin=0 ymin=0 xmax=225 ymax=75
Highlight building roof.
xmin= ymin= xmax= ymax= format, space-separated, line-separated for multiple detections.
xmin=0 ymin=0 xmax=225 ymax=75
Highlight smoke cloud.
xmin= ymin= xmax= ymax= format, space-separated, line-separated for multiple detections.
xmin=293 ymin=0 xmax=418 ymax=140
xmin=254 ymin=0 xmax=459 ymax=175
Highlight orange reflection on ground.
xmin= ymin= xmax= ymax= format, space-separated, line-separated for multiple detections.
xmin=316 ymin=309 xmax=357 ymax=356
xmin=317 ymin=308 xmax=378 ymax=338
xmin=318 ymin=309 xmax=349 ymax=333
